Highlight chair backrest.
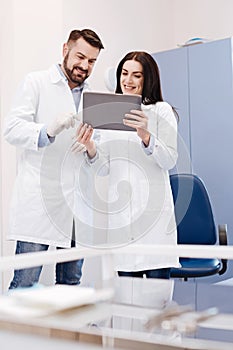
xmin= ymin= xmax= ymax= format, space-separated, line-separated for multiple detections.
xmin=170 ymin=174 xmax=217 ymax=245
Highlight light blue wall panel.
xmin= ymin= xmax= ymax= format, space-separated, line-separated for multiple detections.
xmin=152 ymin=47 xmax=192 ymax=173
xmin=152 ymin=38 xmax=233 ymax=282
xmin=189 ymin=38 xmax=233 ymax=244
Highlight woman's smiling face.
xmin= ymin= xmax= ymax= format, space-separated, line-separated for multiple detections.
xmin=120 ymin=59 xmax=144 ymax=95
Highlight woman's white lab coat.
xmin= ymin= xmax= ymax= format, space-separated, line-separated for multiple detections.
xmin=4 ymin=64 xmax=106 ymax=248
xmin=78 ymin=101 xmax=179 ymax=271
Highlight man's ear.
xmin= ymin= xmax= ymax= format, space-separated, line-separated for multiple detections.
xmin=63 ymin=43 xmax=69 ymax=58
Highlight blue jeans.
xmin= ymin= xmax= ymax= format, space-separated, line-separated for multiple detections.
xmin=118 ymin=268 xmax=171 ymax=279
xmin=9 ymin=240 xmax=84 ymax=289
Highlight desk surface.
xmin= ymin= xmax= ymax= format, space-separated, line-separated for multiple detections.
xmin=1 ymin=278 xmax=233 ymax=350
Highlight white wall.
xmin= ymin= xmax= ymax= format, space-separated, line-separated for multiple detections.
xmin=0 ymin=0 xmax=64 ymax=290
xmin=1 ymin=0 xmax=233 ymax=290
xmin=62 ymin=0 xmax=175 ymax=91
xmin=62 ymin=0 xmax=233 ymax=91
xmin=173 ymin=0 xmax=233 ymax=44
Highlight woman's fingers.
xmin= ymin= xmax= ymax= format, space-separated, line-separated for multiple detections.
xmin=130 ymin=109 xmax=148 ymax=118
xmin=123 ymin=112 xmax=147 ymax=129
xmin=124 ymin=110 xmax=148 ymax=127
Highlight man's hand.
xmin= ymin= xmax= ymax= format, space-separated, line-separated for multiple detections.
xmin=47 ymin=113 xmax=76 ymax=137
xmin=71 ymin=123 xmax=96 ymax=158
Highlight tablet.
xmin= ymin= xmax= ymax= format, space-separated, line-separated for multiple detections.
xmin=83 ymin=91 xmax=142 ymax=131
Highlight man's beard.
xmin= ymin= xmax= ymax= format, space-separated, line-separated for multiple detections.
xmin=63 ymin=54 xmax=88 ymax=85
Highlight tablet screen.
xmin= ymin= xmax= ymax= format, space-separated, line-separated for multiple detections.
xmin=83 ymin=91 xmax=142 ymax=131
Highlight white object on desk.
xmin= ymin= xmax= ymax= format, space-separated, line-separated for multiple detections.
xmin=0 ymin=285 xmax=114 ymax=318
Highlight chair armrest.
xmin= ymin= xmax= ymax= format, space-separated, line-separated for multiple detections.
xmin=218 ymin=224 xmax=228 ymax=275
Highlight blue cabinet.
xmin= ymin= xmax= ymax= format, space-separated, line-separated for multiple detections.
xmin=152 ymin=47 xmax=192 ymax=175
xmin=153 ymin=38 xmax=233 ymax=279
xmin=188 ymin=38 xmax=233 ymax=238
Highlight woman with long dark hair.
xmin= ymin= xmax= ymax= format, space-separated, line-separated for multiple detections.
xmin=114 ymin=51 xmax=179 ymax=278
xmin=74 ymin=51 xmax=179 ymax=279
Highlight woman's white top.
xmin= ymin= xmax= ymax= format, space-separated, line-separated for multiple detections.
xmin=75 ymin=101 xmax=180 ymax=271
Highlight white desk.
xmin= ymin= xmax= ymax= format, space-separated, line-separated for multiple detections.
xmin=1 ymin=245 xmax=233 ymax=349
xmin=1 ymin=278 xmax=233 ymax=350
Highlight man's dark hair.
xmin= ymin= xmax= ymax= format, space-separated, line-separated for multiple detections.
xmin=67 ymin=29 xmax=104 ymax=50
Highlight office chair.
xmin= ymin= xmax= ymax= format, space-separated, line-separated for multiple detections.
xmin=169 ymin=174 xmax=228 ymax=280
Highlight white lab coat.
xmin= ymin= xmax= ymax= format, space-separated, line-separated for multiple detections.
xmin=76 ymin=102 xmax=179 ymax=271
xmin=4 ymin=64 xmax=106 ymax=248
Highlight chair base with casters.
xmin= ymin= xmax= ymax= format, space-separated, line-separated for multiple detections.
xmin=169 ymin=174 xmax=228 ymax=281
